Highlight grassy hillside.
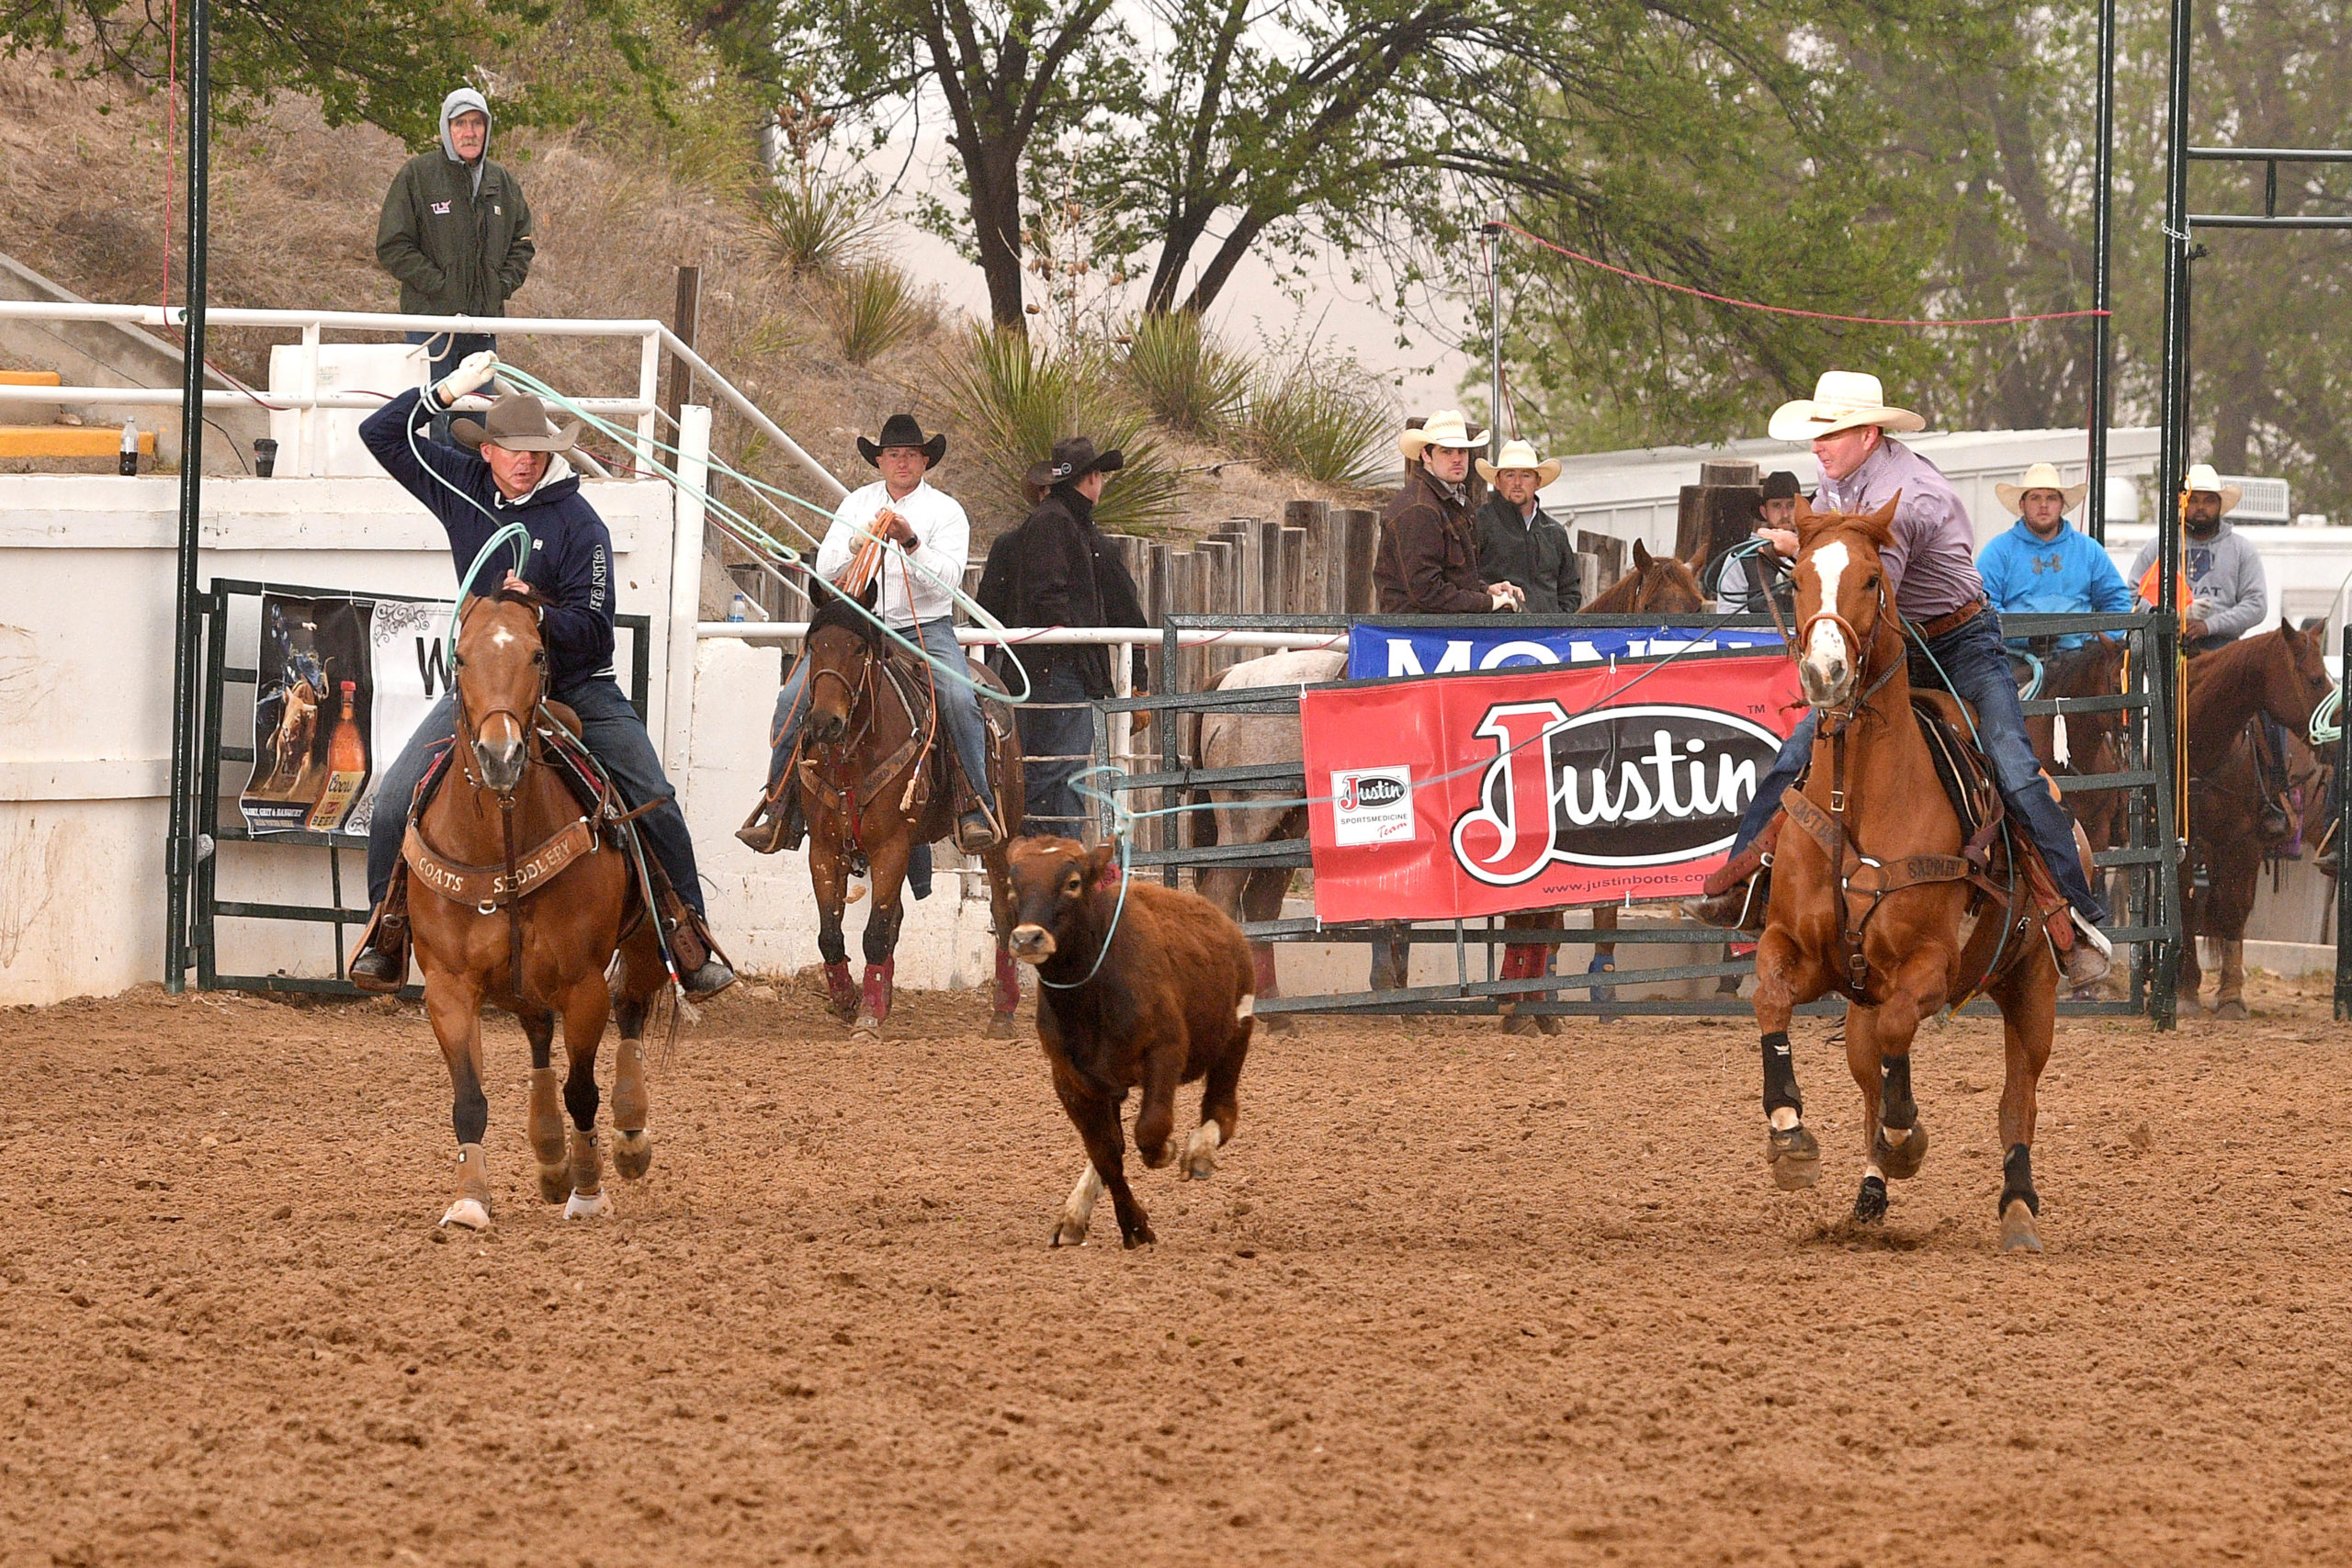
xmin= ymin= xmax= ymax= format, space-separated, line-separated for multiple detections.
xmin=0 ymin=59 xmax=1372 ymax=539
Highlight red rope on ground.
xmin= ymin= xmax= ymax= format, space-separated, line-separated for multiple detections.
xmin=1496 ymin=221 xmax=2109 ymax=329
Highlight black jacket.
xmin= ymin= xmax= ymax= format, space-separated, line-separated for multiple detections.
xmin=376 ymin=151 xmax=536 ymax=319
xmin=980 ymin=489 xmax=1147 ymax=698
xmin=1475 ymin=494 xmax=1581 ymax=614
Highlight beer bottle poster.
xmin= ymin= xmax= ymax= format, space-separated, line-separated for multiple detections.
xmin=345 ymin=598 xmax=457 ymax=838
xmin=239 ymin=594 xmax=377 ymax=835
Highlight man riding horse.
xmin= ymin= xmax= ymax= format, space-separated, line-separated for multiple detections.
xmin=742 ymin=413 xmax=1002 ymax=856
xmin=1692 ymin=370 xmax=2112 ymax=989
xmin=347 ymin=351 xmax=735 ymax=997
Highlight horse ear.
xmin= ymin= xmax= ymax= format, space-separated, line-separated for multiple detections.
xmin=1855 ymin=493 xmax=1900 ymax=547
xmin=1633 ymin=539 xmax=1654 ymax=570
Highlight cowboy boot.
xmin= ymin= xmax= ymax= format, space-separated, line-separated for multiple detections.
xmin=1686 ymin=817 xmax=1781 ymax=931
xmin=349 ymin=865 xmax=412 ymax=994
xmin=736 ymin=777 xmax=807 ymax=854
xmin=646 ymin=863 xmax=736 ymax=998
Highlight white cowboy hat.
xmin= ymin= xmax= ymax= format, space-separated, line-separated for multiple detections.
xmin=1476 ymin=438 xmax=1562 ymax=488
xmin=1397 ymin=409 xmax=1488 ymax=459
xmin=2181 ymin=462 xmax=2245 ymax=513
xmin=1767 ymin=370 xmax=1927 ymax=442
xmin=1995 ymin=461 xmax=2088 ymax=516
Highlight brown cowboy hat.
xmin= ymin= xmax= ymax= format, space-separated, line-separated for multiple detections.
xmin=450 ymin=390 xmax=582 ymax=454
xmin=1024 ymin=436 xmax=1125 ymax=491
xmin=856 ymin=412 xmax=947 ymax=468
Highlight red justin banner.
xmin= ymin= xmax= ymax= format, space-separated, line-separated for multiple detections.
xmin=1302 ymin=652 xmax=1805 ymax=923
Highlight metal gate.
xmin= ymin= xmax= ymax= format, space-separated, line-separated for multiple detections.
xmin=1099 ymin=610 xmax=2184 ymax=1026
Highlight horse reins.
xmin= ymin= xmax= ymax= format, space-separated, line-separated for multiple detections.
xmin=451 ymin=595 xmax=552 ymax=997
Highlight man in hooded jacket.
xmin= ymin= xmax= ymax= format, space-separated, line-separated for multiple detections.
xmin=378 ymin=87 xmax=536 ymax=439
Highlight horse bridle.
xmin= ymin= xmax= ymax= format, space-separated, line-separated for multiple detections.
xmin=450 ymin=594 xmax=552 ymax=984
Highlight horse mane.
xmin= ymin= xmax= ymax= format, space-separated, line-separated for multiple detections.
xmin=2182 ymin=624 xmax=2276 ymax=702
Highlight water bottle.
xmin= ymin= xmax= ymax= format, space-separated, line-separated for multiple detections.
xmin=118 ymin=419 xmax=139 ymax=476
xmin=728 ymin=592 xmax=751 ymax=623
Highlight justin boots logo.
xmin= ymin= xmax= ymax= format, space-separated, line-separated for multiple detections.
xmin=1449 ymin=702 xmax=1782 ymax=884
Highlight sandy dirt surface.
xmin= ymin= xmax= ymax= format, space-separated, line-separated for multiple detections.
xmin=3 ymin=973 xmax=2348 ymax=1566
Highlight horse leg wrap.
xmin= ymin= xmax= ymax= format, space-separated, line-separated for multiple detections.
xmin=994 ymin=948 xmax=1023 ymax=1015
xmin=861 ymin=961 xmax=893 ymax=1024
xmin=2000 ymin=1143 xmax=2040 ymax=1217
xmin=824 ymin=960 xmax=857 ymax=1014
xmin=1251 ymin=943 xmax=1280 ymax=1003
xmin=1880 ymin=1055 xmax=1917 ymax=1130
xmin=1760 ymin=1032 xmax=1803 ymax=1118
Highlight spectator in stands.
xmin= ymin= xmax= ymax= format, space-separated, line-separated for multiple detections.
xmin=984 ymin=437 xmax=1148 ymax=838
xmin=1713 ymin=470 xmax=1803 ymax=621
xmin=377 ymin=87 xmax=535 ymax=442
xmin=2128 ymin=463 xmax=2267 ymax=653
xmin=1374 ymin=411 xmax=1521 ymax=614
xmin=1978 ymin=462 xmax=2132 ymax=649
xmin=1474 ymin=439 xmax=1579 ymax=614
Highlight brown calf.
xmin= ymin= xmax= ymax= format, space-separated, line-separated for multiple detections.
xmin=1005 ymin=837 xmax=1256 ymax=1248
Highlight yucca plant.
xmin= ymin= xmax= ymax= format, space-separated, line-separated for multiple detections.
xmin=943 ymin=327 xmax=1182 ymax=532
xmin=1121 ymin=310 xmax=1248 ymax=439
xmin=1242 ymin=357 xmax=1395 ymax=488
xmin=758 ymin=173 xmax=877 ymax=276
xmin=830 ymin=262 xmax=930 ymax=366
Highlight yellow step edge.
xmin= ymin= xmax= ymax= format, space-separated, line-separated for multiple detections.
xmin=0 ymin=370 xmax=65 ymax=386
xmin=0 ymin=426 xmax=158 ymax=458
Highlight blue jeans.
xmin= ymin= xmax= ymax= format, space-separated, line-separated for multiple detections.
xmin=764 ymin=616 xmax=998 ymax=814
xmin=403 ymin=329 xmax=497 ymax=444
xmin=1018 ymin=662 xmax=1096 ymax=839
xmin=368 ymin=678 xmax=706 ymax=916
xmin=1732 ymin=605 xmax=2104 ymax=922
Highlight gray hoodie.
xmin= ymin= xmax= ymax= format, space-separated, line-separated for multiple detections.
xmin=439 ymin=87 xmax=491 ymax=195
xmin=2128 ymin=516 xmax=2267 ymax=647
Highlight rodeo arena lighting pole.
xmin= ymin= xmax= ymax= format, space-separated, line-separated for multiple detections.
xmin=2086 ymin=0 xmax=2116 ymax=544
xmin=163 ymin=0 xmax=211 ymax=994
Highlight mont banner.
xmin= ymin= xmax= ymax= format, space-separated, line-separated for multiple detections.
xmin=238 ymin=593 xmax=457 ymax=837
xmin=1344 ymin=623 xmax=1781 ymax=681
xmin=1301 ymin=651 xmax=1804 ymax=923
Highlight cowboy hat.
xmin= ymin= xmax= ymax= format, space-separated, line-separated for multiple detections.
xmin=2181 ymin=462 xmax=2245 ymax=513
xmin=1476 ymin=438 xmax=1561 ymax=488
xmin=1023 ymin=435 xmax=1125 ymax=491
xmin=1397 ymin=409 xmax=1488 ymax=459
xmin=1995 ymin=461 xmax=2089 ymax=516
xmin=1760 ymin=469 xmax=1804 ymax=502
xmin=856 ymin=412 xmax=947 ymax=468
xmin=450 ymin=390 xmax=582 ymax=454
xmin=1766 ymin=371 xmax=1927 ymax=442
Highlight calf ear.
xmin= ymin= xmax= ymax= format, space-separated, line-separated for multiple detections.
xmin=1087 ymin=840 xmax=1120 ymax=887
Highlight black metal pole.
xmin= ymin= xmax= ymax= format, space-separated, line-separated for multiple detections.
xmin=163 ymin=0 xmax=209 ymax=993
xmin=2148 ymin=0 xmax=2194 ymax=1029
xmin=2086 ymin=0 xmax=2117 ymax=543
xmin=2337 ymin=625 xmax=2352 ymax=1021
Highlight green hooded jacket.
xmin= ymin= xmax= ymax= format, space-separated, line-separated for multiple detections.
xmin=375 ymin=87 xmax=535 ymax=319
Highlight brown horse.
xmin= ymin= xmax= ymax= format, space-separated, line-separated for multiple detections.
xmin=797 ymin=584 xmax=1026 ymax=1038
xmin=1753 ymin=498 xmax=2063 ymax=1253
xmin=405 ymin=591 xmax=667 ymax=1230
xmin=2175 ymin=622 xmax=2333 ymax=1017
xmin=2024 ymin=636 xmax=2130 ymax=853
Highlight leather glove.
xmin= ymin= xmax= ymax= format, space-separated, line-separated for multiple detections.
xmin=434 ymin=349 xmax=500 ymax=407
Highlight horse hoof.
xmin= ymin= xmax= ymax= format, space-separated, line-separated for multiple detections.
xmin=564 ymin=1190 xmax=611 ymax=1220
xmin=1500 ymin=1012 xmax=1541 ymax=1037
xmin=1049 ymin=1221 xmax=1089 ymax=1248
xmin=1533 ymin=1013 xmax=1563 ymax=1036
xmin=1184 ymin=1122 xmax=1223 ymax=1180
xmin=536 ymin=1162 xmax=571 ymax=1204
xmin=440 ymin=1198 xmax=492 ymax=1232
xmin=612 ymin=1130 xmax=651 ymax=1180
xmin=1766 ymin=1123 xmax=1821 ymax=1190
xmin=986 ymin=1012 xmax=1022 ymax=1039
xmin=852 ymin=1016 xmax=882 ymax=1041
xmin=1999 ymin=1199 xmax=2043 ymax=1254
xmin=1874 ymin=1121 xmax=1928 ymax=1181
xmin=1852 ymin=1175 xmax=1889 ymax=1224
xmin=1120 ymin=1224 xmax=1158 ymax=1250
xmin=2212 ymin=998 xmax=2248 ymax=1021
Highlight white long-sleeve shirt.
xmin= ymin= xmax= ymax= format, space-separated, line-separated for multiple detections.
xmin=811 ymin=479 xmax=970 ymax=629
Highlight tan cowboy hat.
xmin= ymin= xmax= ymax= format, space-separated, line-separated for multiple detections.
xmin=1476 ymin=438 xmax=1561 ymax=488
xmin=1766 ymin=370 xmax=1926 ymax=442
xmin=1397 ymin=409 xmax=1488 ymax=459
xmin=1995 ymin=461 xmax=2088 ymax=516
xmin=450 ymin=390 xmax=582 ymax=454
xmin=2181 ymin=462 xmax=2245 ymax=513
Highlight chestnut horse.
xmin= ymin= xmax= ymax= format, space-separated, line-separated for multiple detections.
xmin=2024 ymin=636 xmax=2130 ymax=854
xmin=408 ymin=591 xmax=667 ymax=1230
xmin=797 ymin=583 xmax=1025 ymax=1038
xmin=1754 ymin=499 xmax=2063 ymax=1253
xmin=2175 ymin=622 xmax=2333 ymax=1017
xmin=1190 ymin=538 xmax=1713 ymax=1021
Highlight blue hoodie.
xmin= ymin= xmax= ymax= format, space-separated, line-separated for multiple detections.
xmin=360 ymin=388 xmax=616 ymax=691
xmin=1977 ymin=518 xmax=2132 ymax=648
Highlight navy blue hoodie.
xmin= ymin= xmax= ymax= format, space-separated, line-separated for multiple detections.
xmin=361 ymin=388 xmax=616 ymax=692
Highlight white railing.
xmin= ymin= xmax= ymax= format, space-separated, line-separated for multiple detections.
xmin=0 ymin=300 xmax=846 ymax=505
xmin=695 ymin=623 xmax=1346 ymax=651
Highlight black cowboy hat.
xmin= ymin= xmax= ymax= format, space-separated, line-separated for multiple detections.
xmin=1760 ymin=469 xmax=1803 ymax=502
xmin=856 ymin=412 xmax=947 ymax=468
xmin=450 ymin=390 xmax=583 ymax=453
xmin=1023 ymin=435 xmax=1125 ymax=491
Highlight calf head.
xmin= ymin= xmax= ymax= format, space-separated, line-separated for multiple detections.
xmin=1006 ymin=836 xmax=1117 ymax=964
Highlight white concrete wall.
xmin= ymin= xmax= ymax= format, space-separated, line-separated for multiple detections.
xmin=0 ymin=470 xmax=678 ymax=1006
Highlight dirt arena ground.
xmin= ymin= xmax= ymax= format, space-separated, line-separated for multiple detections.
xmin=3 ymin=972 xmax=2348 ymax=1567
